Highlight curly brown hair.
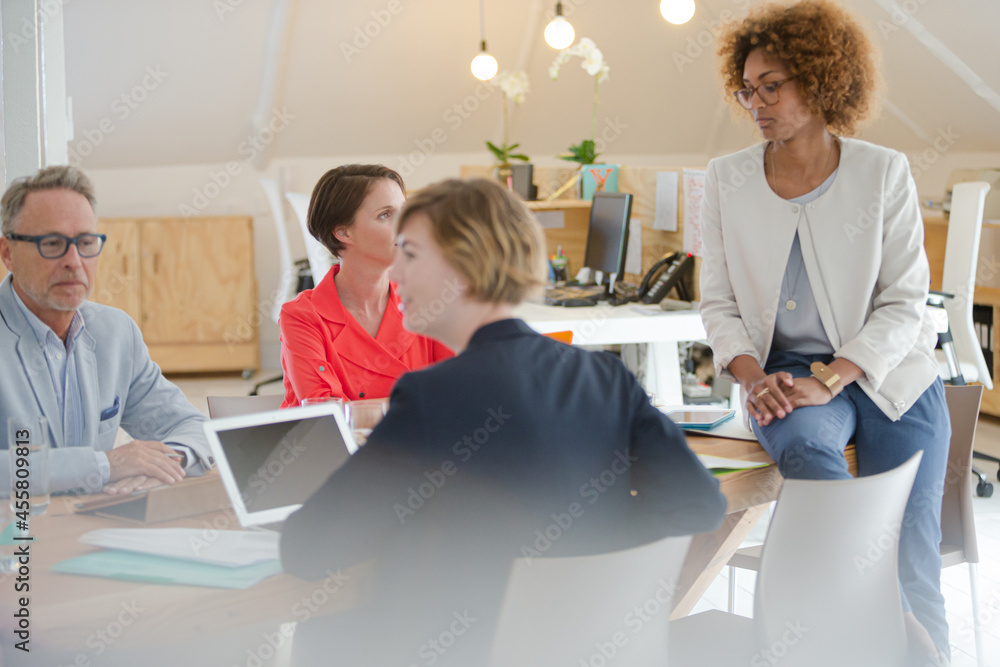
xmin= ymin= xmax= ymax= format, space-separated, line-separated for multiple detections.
xmin=716 ymin=0 xmax=881 ymax=135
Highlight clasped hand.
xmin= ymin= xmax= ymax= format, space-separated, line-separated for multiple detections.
xmin=103 ymin=440 xmax=185 ymax=495
xmin=746 ymin=373 xmax=834 ymax=426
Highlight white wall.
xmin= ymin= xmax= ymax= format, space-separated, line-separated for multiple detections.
xmin=85 ymin=148 xmax=1000 ymax=370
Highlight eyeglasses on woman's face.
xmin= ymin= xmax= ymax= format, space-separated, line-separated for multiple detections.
xmin=733 ymin=77 xmax=797 ymax=109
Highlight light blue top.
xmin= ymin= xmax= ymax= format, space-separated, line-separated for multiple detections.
xmin=772 ymin=169 xmax=838 ymax=355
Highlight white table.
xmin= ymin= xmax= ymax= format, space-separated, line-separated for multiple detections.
xmin=515 ymin=301 xmax=708 ymax=405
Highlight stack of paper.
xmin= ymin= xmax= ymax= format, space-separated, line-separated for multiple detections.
xmin=78 ymin=528 xmax=279 ymax=566
xmin=51 ymin=528 xmax=283 ymax=589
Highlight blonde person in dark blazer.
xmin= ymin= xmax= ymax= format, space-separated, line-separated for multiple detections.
xmin=281 ymin=178 xmax=725 ymax=665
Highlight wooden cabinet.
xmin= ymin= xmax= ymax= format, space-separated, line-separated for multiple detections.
xmin=91 ymin=216 xmax=259 ymax=374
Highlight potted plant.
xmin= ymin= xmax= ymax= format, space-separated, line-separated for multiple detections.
xmin=548 ymin=38 xmax=611 ymax=198
xmin=486 ymin=70 xmax=531 ymax=183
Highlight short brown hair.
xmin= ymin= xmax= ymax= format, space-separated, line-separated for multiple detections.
xmin=397 ymin=179 xmax=546 ymax=305
xmin=307 ymin=164 xmax=405 ymax=258
xmin=717 ymin=0 xmax=881 ymax=135
xmin=2 ymin=165 xmax=97 ymax=235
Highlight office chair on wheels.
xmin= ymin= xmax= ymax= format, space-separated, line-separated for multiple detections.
xmin=927 ymin=181 xmax=994 ymax=496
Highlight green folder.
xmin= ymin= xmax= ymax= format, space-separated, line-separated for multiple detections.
xmin=51 ymin=549 xmax=283 ymax=589
xmin=0 ymin=520 xmax=16 ymax=546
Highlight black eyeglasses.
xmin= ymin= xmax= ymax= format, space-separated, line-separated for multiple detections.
xmin=733 ymin=77 xmax=797 ymax=109
xmin=5 ymin=233 xmax=107 ymax=259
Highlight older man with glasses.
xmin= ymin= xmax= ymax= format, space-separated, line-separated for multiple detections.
xmin=0 ymin=165 xmax=211 ymax=496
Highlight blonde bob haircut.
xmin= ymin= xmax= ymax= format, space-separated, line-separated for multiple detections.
xmin=397 ymin=178 xmax=547 ymax=305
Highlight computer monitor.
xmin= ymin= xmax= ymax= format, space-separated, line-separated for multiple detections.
xmin=583 ymin=192 xmax=632 ymax=292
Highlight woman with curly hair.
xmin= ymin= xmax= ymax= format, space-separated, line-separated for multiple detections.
xmin=700 ymin=1 xmax=950 ymax=663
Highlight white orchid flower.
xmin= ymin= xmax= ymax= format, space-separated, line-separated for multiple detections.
xmin=582 ymin=47 xmax=605 ymax=76
xmin=496 ymin=70 xmax=530 ymax=105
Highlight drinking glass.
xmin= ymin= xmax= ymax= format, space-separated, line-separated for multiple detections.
xmin=8 ymin=417 xmax=50 ymax=516
xmin=301 ymin=396 xmax=344 ymax=408
xmin=345 ymin=399 xmax=388 ymax=446
xmin=0 ymin=497 xmax=15 ymax=574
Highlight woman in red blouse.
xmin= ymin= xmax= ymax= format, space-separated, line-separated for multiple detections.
xmin=279 ymin=164 xmax=452 ymax=406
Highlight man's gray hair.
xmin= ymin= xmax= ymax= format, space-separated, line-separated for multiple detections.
xmin=1 ymin=165 xmax=97 ymax=235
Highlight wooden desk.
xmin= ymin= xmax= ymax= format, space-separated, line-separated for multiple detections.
xmin=672 ymin=435 xmax=858 ymax=618
xmin=21 ymin=498 xmax=367 ymax=659
xmin=24 ymin=439 xmax=852 ymax=657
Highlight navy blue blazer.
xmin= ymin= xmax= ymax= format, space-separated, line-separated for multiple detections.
xmin=280 ymin=319 xmax=725 ymax=663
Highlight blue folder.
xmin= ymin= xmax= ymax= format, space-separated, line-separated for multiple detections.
xmin=51 ymin=549 xmax=283 ymax=589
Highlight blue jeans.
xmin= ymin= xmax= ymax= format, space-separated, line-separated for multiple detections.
xmin=751 ymin=350 xmax=951 ymax=656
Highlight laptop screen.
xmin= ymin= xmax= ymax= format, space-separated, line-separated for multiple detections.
xmin=204 ymin=405 xmax=357 ymax=526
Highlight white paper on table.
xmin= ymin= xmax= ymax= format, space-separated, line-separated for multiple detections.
xmin=535 ymin=210 xmax=565 ymax=229
xmin=79 ymin=528 xmax=280 ymax=567
xmin=625 ymin=218 xmax=643 ymax=275
xmin=682 ymin=169 xmax=707 ymax=256
xmin=653 ymin=172 xmax=679 ymax=231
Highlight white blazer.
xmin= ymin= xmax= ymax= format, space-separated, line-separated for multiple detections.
xmin=699 ymin=137 xmax=939 ymax=421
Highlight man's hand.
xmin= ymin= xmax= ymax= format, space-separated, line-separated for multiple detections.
xmin=103 ymin=474 xmax=167 ymax=496
xmin=105 ymin=440 xmax=185 ymax=490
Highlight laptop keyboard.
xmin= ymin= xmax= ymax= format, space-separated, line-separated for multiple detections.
xmin=544 ymin=285 xmax=604 ymax=305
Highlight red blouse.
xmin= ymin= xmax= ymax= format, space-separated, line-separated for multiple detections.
xmin=279 ymin=265 xmax=453 ymax=407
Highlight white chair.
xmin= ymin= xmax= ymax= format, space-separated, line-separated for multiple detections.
xmin=727 ymin=386 xmax=989 ymax=667
xmin=285 ymin=191 xmax=336 ymax=287
xmin=927 ymin=181 xmax=995 ymax=497
xmin=939 ymin=384 xmax=987 ymax=667
xmin=490 ymin=535 xmax=692 ymax=666
xmin=259 ymin=178 xmax=299 ymax=324
xmin=673 ymin=453 xmax=922 ymax=667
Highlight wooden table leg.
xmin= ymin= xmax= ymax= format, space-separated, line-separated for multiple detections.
xmin=670 ymin=505 xmax=770 ymax=620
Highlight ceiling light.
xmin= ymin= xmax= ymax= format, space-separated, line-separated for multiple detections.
xmin=660 ymin=0 xmax=696 ymax=25
xmin=471 ymin=41 xmax=499 ymax=80
xmin=471 ymin=0 xmax=499 ymax=81
xmin=544 ymin=2 xmax=575 ymax=50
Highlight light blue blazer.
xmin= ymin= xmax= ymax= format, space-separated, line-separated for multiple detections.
xmin=0 ymin=275 xmax=211 ymax=493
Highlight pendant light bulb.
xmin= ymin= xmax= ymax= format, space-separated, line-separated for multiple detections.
xmin=660 ymin=0 xmax=696 ymax=25
xmin=544 ymin=2 xmax=575 ymax=50
xmin=471 ymin=40 xmax=498 ymax=81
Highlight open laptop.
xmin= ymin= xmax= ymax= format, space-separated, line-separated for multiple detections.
xmin=203 ymin=403 xmax=358 ymax=531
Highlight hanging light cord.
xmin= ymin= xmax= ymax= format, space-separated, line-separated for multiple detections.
xmin=479 ymin=0 xmax=487 ymax=46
